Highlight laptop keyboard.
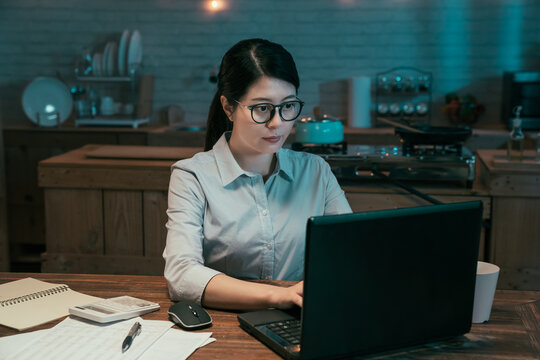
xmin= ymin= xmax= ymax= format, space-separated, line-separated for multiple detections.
xmin=266 ymin=319 xmax=302 ymax=345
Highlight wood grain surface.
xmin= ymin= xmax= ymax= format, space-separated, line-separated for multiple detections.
xmin=1 ymin=273 xmax=539 ymax=359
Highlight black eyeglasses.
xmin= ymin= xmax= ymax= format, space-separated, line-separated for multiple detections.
xmin=235 ymin=99 xmax=304 ymax=124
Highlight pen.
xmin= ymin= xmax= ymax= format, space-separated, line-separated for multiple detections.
xmin=122 ymin=321 xmax=142 ymax=353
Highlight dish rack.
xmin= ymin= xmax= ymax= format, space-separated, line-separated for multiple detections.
xmin=73 ymin=73 xmax=149 ymax=129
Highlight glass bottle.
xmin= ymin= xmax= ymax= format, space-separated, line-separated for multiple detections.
xmin=507 ymin=111 xmax=524 ymax=162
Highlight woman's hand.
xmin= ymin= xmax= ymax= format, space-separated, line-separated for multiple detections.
xmin=270 ymin=281 xmax=303 ymax=309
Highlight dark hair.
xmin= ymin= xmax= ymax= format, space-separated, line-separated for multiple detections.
xmin=204 ymin=39 xmax=300 ymax=151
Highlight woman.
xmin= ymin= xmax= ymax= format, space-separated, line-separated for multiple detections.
xmin=163 ymin=39 xmax=351 ymax=310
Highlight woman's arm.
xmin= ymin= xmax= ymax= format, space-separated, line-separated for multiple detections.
xmin=165 ymin=165 xmax=303 ymax=310
xmin=202 ymin=274 xmax=303 ymax=310
xmin=321 ymin=160 xmax=352 ymax=215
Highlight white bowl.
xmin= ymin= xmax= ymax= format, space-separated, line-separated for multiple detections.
xmin=21 ymin=77 xmax=73 ymax=127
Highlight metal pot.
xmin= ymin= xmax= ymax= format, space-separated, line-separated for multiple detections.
xmin=295 ymin=118 xmax=344 ymax=144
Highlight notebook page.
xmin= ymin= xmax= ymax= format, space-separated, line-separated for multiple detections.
xmin=0 ymin=278 xmax=61 ymax=301
xmin=0 ymin=278 xmax=101 ymax=331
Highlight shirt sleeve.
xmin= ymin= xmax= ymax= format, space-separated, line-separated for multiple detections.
xmin=163 ymin=166 xmax=222 ymax=304
xmin=321 ymin=159 xmax=353 ymax=215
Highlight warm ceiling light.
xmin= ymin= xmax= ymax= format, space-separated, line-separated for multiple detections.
xmin=205 ymin=0 xmax=227 ymax=12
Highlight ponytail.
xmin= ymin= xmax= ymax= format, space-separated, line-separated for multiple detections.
xmin=204 ymin=92 xmax=232 ymax=151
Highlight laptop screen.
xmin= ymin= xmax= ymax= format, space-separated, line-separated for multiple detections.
xmin=301 ymin=201 xmax=483 ymax=359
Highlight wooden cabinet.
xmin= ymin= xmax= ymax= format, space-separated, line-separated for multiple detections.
xmin=476 ymin=149 xmax=540 ymax=291
xmin=343 ymin=182 xmax=491 ymax=261
xmin=38 ymin=144 xmax=491 ymax=276
xmin=3 ymin=125 xmax=168 ymax=271
xmin=38 ymin=144 xmax=202 ymax=275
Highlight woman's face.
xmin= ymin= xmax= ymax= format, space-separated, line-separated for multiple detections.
xmin=223 ymin=76 xmax=298 ymax=156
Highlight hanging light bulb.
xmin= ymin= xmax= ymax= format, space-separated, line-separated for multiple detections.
xmin=206 ymin=0 xmax=224 ymax=11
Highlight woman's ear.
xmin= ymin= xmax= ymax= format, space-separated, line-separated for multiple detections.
xmin=220 ymin=95 xmax=234 ymax=121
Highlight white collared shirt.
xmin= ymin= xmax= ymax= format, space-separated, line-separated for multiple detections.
xmin=163 ymin=132 xmax=352 ymax=303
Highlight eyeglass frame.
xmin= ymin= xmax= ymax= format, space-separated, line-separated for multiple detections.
xmin=234 ymin=99 xmax=305 ymax=124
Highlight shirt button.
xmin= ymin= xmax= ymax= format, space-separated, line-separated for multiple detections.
xmin=266 ymin=243 xmax=272 ymax=250
xmin=261 ymin=209 xmax=268 ymax=216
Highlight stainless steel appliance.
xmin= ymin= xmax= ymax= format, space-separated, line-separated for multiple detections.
xmin=322 ymin=144 xmax=475 ymax=188
xmin=502 ymin=71 xmax=540 ymax=130
xmin=291 ymin=141 xmax=475 ymax=188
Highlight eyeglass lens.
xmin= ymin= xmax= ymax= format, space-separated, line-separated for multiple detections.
xmin=251 ymin=101 xmax=302 ymax=123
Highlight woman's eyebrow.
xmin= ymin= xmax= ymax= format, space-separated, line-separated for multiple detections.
xmin=281 ymin=94 xmax=298 ymax=101
xmin=250 ymin=95 xmax=297 ymax=102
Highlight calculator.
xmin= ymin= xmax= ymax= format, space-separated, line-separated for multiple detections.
xmin=69 ymin=296 xmax=160 ymax=323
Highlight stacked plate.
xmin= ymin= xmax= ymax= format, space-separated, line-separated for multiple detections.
xmin=92 ymin=29 xmax=143 ymax=77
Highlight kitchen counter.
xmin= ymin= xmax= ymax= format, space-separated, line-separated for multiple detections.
xmin=149 ymin=125 xmax=512 ymax=152
xmin=2 ymin=124 xmax=171 ymax=272
xmin=38 ymin=144 xmax=491 ymax=275
xmin=476 ymin=149 xmax=540 ymax=291
xmin=37 ymin=144 xmax=202 ymax=275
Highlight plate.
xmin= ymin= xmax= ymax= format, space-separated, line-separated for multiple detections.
xmin=127 ymin=30 xmax=142 ymax=74
xmin=21 ymin=77 xmax=73 ymax=127
xmin=93 ymin=53 xmax=102 ymax=76
xmin=108 ymin=42 xmax=118 ymax=76
xmin=118 ymin=30 xmax=130 ymax=76
xmin=103 ymin=42 xmax=111 ymax=76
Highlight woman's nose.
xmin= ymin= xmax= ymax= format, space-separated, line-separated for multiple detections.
xmin=266 ymin=109 xmax=282 ymax=128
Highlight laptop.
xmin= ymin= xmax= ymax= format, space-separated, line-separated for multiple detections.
xmin=238 ymin=201 xmax=483 ymax=359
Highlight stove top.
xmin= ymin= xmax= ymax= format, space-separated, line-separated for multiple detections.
xmin=289 ymin=142 xmax=476 ymax=187
xmin=322 ymin=144 xmax=473 ymax=162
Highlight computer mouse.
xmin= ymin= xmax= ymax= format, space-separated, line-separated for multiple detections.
xmin=168 ymin=301 xmax=212 ymax=330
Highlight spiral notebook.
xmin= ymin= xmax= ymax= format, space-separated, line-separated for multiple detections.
xmin=0 ymin=278 xmax=101 ymax=331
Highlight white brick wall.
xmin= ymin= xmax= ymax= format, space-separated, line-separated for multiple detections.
xmin=0 ymin=0 xmax=539 ymax=127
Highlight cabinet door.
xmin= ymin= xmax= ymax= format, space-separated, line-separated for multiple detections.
xmin=44 ymin=188 xmax=104 ymax=254
xmin=345 ymin=192 xmax=491 ymax=261
xmin=491 ymin=197 xmax=540 ymax=290
xmin=103 ymin=190 xmax=143 ymax=256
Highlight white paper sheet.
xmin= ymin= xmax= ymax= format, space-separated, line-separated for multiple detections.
xmin=2 ymin=318 xmax=216 ymax=360
xmin=8 ymin=317 xmax=172 ymax=360
xmin=0 ymin=329 xmax=48 ymax=359
xmin=138 ymin=326 xmax=213 ymax=360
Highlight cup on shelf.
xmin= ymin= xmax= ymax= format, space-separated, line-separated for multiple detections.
xmin=75 ymin=100 xmax=91 ymax=118
xmin=100 ymin=96 xmax=116 ymax=116
xmin=114 ymin=102 xmax=123 ymax=114
xmin=123 ymin=103 xmax=134 ymax=115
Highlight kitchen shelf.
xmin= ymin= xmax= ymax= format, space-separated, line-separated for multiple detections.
xmin=75 ymin=76 xmax=132 ymax=83
xmin=73 ymin=73 xmax=140 ymax=126
xmin=375 ymin=67 xmax=432 ymax=126
xmin=75 ymin=117 xmax=149 ymax=129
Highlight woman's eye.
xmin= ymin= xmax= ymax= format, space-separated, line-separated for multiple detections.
xmin=283 ymin=103 xmax=294 ymax=109
xmin=255 ymin=105 xmax=269 ymax=112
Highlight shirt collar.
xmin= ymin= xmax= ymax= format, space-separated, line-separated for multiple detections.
xmin=275 ymin=149 xmax=294 ymax=182
xmin=213 ymin=132 xmax=248 ymax=186
xmin=213 ymin=132 xmax=295 ymax=186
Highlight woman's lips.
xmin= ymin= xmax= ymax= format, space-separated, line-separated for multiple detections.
xmin=263 ymin=136 xmax=281 ymax=143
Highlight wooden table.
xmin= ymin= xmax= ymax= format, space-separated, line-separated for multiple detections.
xmin=1 ymin=273 xmax=539 ymax=359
